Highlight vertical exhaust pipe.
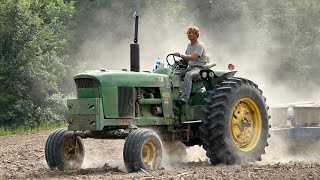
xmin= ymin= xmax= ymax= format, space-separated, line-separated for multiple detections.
xmin=130 ymin=10 xmax=141 ymax=117
xmin=130 ymin=11 xmax=140 ymax=72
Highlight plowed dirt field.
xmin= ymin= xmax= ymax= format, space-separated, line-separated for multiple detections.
xmin=1 ymin=131 xmax=320 ymax=180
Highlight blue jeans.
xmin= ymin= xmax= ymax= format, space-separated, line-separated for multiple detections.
xmin=181 ymin=67 xmax=201 ymax=100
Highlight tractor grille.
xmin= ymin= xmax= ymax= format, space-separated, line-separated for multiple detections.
xmin=67 ymin=114 xmax=96 ymax=131
xmin=75 ymin=78 xmax=99 ymax=88
xmin=118 ymin=87 xmax=135 ymax=117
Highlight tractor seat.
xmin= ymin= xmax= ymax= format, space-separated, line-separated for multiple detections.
xmin=203 ymin=62 xmax=216 ymax=70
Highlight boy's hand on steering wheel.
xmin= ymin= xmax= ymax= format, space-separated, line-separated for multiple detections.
xmin=174 ymin=52 xmax=181 ymax=57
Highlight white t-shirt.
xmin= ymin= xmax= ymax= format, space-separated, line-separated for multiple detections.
xmin=185 ymin=41 xmax=208 ymax=67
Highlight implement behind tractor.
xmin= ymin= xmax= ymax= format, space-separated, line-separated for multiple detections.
xmin=270 ymin=102 xmax=320 ymax=153
xmin=45 ymin=12 xmax=270 ymax=172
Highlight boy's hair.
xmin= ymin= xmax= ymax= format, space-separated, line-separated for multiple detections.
xmin=186 ymin=26 xmax=200 ymax=38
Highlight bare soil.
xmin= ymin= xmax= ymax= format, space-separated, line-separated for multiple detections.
xmin=0 ymin=131 xmax=320 ymax=180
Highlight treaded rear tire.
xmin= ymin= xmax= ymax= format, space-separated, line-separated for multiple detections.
xmin=200 ymin=77 xmax=270 ymax=165
xmin=123 ymin=128 xmax=163 ymax=172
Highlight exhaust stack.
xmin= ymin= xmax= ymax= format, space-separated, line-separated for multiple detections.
xmin=130 ymin=11 xmax=140 ymax=72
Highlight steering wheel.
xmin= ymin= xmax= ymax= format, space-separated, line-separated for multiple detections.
xmin=166 ymin=53 xmax=178 ymax=66
xmin=166 ymin=53 xmax=188 ymax=69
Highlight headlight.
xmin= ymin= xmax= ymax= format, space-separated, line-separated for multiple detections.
xmin=208 ymin=71 xmax=214 ymax=78
xmin=201 ymin=71 xmax=208 ymax=78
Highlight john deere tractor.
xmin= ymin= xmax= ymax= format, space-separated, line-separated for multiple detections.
xmin=45 ymin=12 xmax=270 ymax=172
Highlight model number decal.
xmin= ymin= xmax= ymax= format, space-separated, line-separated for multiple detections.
xmin=157 ymin=77 xmax=164 ymax=82
xmin=162 ymin=92 xmax=170 ymax=104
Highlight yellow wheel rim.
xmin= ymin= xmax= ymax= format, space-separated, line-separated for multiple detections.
xmin=142 ymin=140 xmax=157 ymax=168
xmin=63 ymin=137 xmax=81 ymax=163
xmin=231 ymin=98 xmax=262 ymax=152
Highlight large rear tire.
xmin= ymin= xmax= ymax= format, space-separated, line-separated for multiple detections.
xmin=123 ymin=128 xmax=163 ymax=172
xmin=200 ymin=77 xmax=270 ymax=164
xmin=45 ymin=129 xmax=85 ymax=170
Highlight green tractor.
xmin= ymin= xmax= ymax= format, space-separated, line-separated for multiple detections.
xmin=45 ymin=12 xmax=270 ymax=172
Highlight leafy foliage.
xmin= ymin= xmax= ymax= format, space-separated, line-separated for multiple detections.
xmin=0 ymin=0 xmax=74 ymax=128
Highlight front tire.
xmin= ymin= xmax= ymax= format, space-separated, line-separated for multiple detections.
xmin=123 ymin=129 xmax=163 ymax=172
xmin=45 ymin=128 xmax=65 ymax=169
xmin=200 ymin=77 xmax=270 ymax=164
xmin=45 ymin=129 xmax=85 ymax=170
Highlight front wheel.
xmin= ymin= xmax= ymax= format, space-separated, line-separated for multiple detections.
xmin=200 ymin=77 xmax=270 ymax=165
xmin=45 ymin=129 xmax=85 ymax=170
xmin=123 ymin=129 xmax=163 ymax=172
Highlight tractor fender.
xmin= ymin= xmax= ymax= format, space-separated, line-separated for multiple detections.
xmin=206 ymin=70 xmax=237 ymax=90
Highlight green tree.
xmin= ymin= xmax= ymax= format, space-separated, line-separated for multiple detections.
xmin=0 ymin=0 xmax=74 ymax=128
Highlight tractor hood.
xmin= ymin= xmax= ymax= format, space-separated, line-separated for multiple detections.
xmin=74 ymin=70 xmax=170 ymax=87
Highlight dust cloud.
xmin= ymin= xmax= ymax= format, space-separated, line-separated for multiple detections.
xmin=74 ymin=1 xmax=320 ymax=166
xmin=80 ymin=136 xmax=320 ymax=171
xmin=75 ymin=1 xmax=320 ymax=104
xmin=162 ymin=143 xmax=208 ymax=170
xmin=81 ymin=139 xmax=127 ymax=172
xmin=196 ymin=3 xmax=320 ymax=163
xmin=81 ymin=137 xmax=209 ymax=171
xmin=185 ymin=145 xmax=207 ymax=162
xmin=75 ymin=1 xmax=191 ymax=73
xmin=262 ymin=134 xmax=320 ymax=163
